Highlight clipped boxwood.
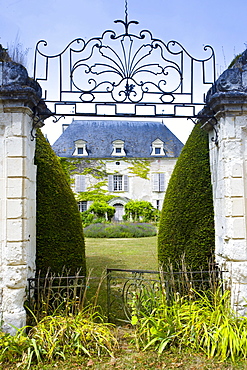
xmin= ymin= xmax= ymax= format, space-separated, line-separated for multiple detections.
xmin=158 ymin=124 xmax=215 ymax=271
xmin=84 ymin=223 xmax=157 ymax=238
xmin=35 ymin=129 xmax=86 ymax=275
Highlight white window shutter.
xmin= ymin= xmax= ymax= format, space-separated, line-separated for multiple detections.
xmin=108 ymin=175 xmax=114 ymax=191
xmin=75 ymin=175 xmax=85 ymax=192
xmin=159 ymin=173 xmax=165 ymax=192
xmin=152 ymin=173 xmax=159 ymax=191
xmin=123 ymin=175 xmax=129 ymax=191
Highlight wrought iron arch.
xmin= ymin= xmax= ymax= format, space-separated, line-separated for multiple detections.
xmin=33 ymin=12 xmax=216 ymax=122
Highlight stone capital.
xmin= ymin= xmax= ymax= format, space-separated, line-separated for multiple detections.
xmin=0 ymin=61 xmax=51 ymax=122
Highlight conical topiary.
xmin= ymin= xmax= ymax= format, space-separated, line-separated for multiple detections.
xmin=158 ymin=124 xmax=215 ymax=271
xmin=35 ymin=129 xmax=86 ymax=276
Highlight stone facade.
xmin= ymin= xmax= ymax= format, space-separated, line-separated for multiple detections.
xmin=52 ymin=120 xmax=184 ymax=218
xmin=202 ymin=50 xmax=247 ymax=314
xmin=0 ymin=61 xmax=49 ymax=333
xmin=72 ymin=157 xmax=177 ymax=218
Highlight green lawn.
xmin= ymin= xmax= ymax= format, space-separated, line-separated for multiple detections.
xmin=84 ymin=236 xmax=158 ymax=318
xmin=85 ymin=236 xmax=158 ymax=275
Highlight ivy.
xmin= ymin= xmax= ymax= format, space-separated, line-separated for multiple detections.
xmin=76 ymin=181 xmax=115 ymax=203
xmin=125 ymin=159 xmax=150 ymax=179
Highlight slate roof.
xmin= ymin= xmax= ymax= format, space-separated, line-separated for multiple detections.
xmin=52 ymin=120 xmax=184 ymax=158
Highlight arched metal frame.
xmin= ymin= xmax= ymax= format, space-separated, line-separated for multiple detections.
xmin=33 ymin=14 xmax=216 ymax=122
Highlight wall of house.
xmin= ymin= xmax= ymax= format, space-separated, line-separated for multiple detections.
xmin=72 ymin=157 xmax=177 ymax=215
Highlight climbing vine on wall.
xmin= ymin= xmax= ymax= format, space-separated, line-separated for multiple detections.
xmin=125 ymin=159 xmax=150 ymax=179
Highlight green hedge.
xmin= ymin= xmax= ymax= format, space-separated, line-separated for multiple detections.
xmin=35 ymin=129 xmax=86 ymax=275
xmin=158 ymin=124 xmax=215 ymax=271
xmin=84 ymin=223 xmax=157 ymax=238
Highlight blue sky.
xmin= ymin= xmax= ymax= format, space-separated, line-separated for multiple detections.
xmin=1 ymin=0 xmax=246 ymax=143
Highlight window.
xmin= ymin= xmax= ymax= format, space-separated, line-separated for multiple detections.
xmin=108 ymin=174 xmax=129 ymax=192
xmin=111 ymin=139 xmax=126 ymax=156
xmin=73 ymin=139 xmax=88 ymax=156
xmin=78 ymin=201 xmax=87 ymax=212
xmin=156 ymin=200 xmax=160 ymax=210
xmin=151 ymin=138 xmax=166 ymax=156
xmin=152 ymin=173 xmax=165 ymax=192
xmin=114 ymin=175 xmax=122 ymax=191
xmin=74 ymin=175 xmax=86 ymax=192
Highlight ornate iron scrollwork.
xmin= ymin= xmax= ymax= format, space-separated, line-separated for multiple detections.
xmin=33 ymin=13 xmax=216 ymax=119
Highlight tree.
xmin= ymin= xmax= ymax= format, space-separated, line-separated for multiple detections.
xmin=158 ymin=124 xmax=215 ymax=271
xmin=35 ymin=129 xmax=86 ymax=276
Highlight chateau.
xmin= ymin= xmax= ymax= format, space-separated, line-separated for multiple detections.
xmin=52 ymin=120 xmax=183 ymax=220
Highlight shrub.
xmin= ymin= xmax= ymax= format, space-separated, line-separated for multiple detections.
xmin=84 ymin=222 xmax=157 ymax=238
xmin=35 ymin=129 xmax=86 ymax=276
xmin=124 ymin=200 xmax=157 ymax=222
xmin=80 ymin=210 xmax=95 ymax=227
xmin=88 ymin=201 xmax=115 ymax=221
xmin=158 ymin=124 xmax=215 ymax=271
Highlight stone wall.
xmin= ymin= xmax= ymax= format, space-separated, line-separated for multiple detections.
xmin=0 ymin=61 xmax=49 ymax=333
xmin=202 ymin=50 xmax=247 ymax=314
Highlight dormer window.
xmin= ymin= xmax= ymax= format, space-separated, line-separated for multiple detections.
xmin=73 ymin=139 xmax=88 ymax=156
xmin=111 ymin=139 xmax=126 ymax=157
xmin=155 ymin=148 xmax=161 ymax=155
xmin=151 ymin=138 xmax=166 ymax=156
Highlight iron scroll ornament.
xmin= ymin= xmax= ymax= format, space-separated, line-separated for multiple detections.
xmin=33 ymin=15 xmax=216 ymax=119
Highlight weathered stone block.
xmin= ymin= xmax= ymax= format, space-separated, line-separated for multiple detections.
xmin=7 ymin=199 xmax=25 ymax=219
xmin=7 ymin=178 xmax=26 ymax=198
xmin=4 ymin=266 xmax=27 ymax=289
xmin=5 ymin=242 xmax=26 ymax=265
xmin=1 ymin=310 xmax=26 ymax=335
xmin=233 ymin=217 xmax=246 ymax=239
xmin=218 ymin=239 xmax=247 ymax=261
xmin=229 ymin=178 xmax=244 ymax=197
xmin=6 ymin=137 xmax=26 ymax=157
xmin=223 ymin=117 xmax=236 ymax=139
xmin=231 ymin=162 xmax=244 ymax=178
xmin=7 ymin=157 xmax=25 ymax=177
xmin=6 ymin=219 xmax=26 ymax=242
xmin=232 ymin=198 xmax=245 ymax=216
xmin=2 ymin=287 xmax=26 ymax=311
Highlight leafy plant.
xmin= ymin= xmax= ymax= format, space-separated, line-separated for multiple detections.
xmin=124 ymin=200 xmax=158 ymax=222
xmin=131 ymin=284 xmax=247 ymax=362
xmin=0 ymin=307 xmax=117 ymax=368
xmin=88 ymin=201 xmax=115 ymax=221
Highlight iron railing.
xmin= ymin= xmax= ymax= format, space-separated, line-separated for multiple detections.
xmin=26 ymin=267 xmax=224 ymax=324
xmin=27 ymin=274 xmax=86 ymax=320
xmin=106 ymin=267 xmax=224 ymax=323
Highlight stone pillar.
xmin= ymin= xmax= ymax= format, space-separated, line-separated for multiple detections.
xmin=202 ymin=50 xmax=247 ymax=315
xmin=0 ymin=61 xmax=50 ymax=333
